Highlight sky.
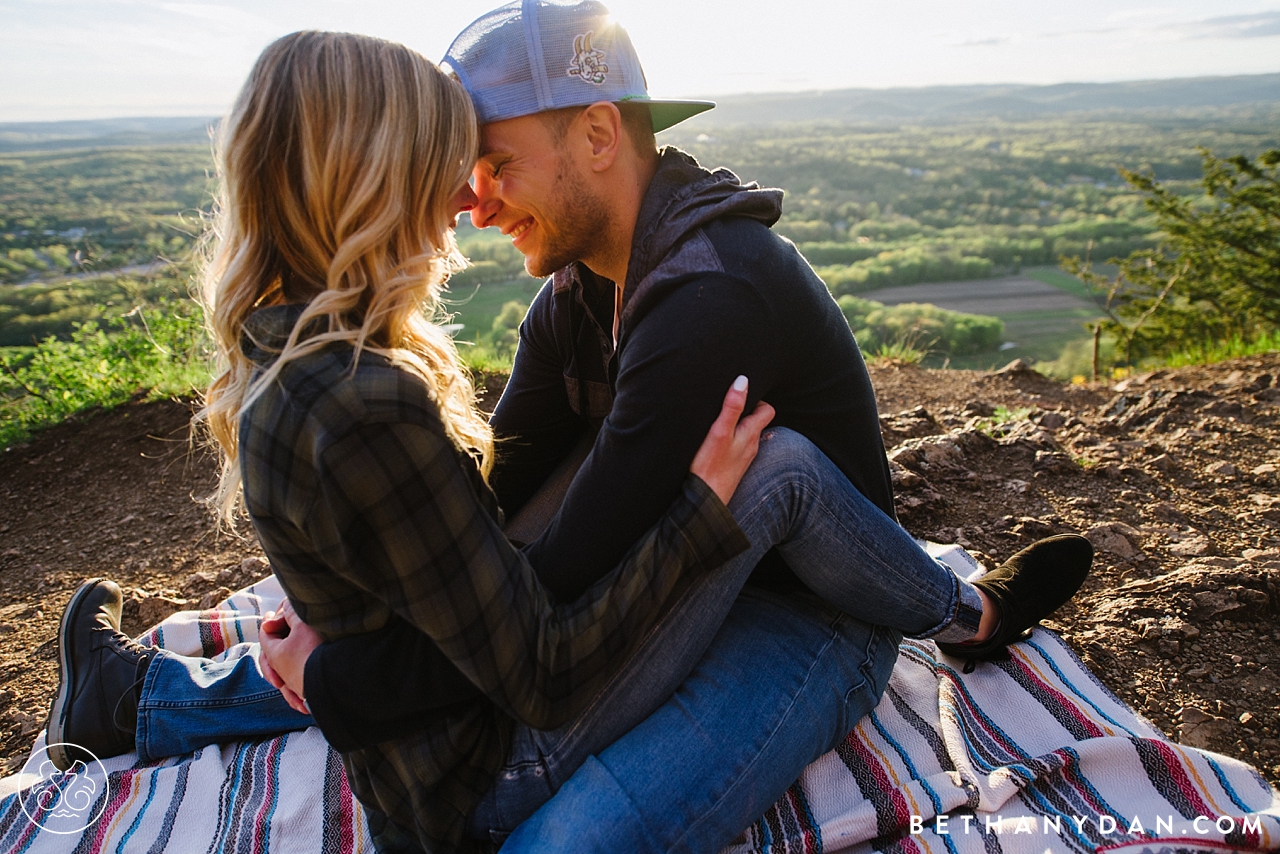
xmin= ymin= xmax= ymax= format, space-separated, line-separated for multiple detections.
xmin=3 ymin=0 xmax=1280 ymax=122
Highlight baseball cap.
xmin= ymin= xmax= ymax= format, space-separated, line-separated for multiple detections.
xmin=443 ymin=0 xmax=715 ymax=132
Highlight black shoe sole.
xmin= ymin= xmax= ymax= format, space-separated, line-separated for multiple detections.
xmin=46 ymin=577 xmax=106 ymax=771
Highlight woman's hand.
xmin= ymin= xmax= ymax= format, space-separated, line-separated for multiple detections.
xmin=690 ymin=375 xmax=776 ymax=505
xmin=259 ymin=598 xmax=322 ymax=716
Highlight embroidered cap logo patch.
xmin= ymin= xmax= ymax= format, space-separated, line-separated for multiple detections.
xmin=567 ymin=32 xmax=608 ymax=85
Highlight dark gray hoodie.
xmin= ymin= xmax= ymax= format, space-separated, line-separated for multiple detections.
xmin=492 ymin=147 xmax=896 ymax=599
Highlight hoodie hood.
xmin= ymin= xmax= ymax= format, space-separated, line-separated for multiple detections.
xmin=624 ymin=147 xmax=784 ymax=299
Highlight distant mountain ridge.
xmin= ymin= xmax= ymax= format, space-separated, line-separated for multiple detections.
xmin=0 ymin=116 xmax=218 ymax=152
xmin=1 ymin=73 xmax=1278 ymax=150
xmin=687 ymin=73 xmax=1280 ymax=126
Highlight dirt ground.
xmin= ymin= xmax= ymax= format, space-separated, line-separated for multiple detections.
xmin=1 ymin=359 xmax=1278 ymax=789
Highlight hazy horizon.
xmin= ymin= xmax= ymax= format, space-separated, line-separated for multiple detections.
xmin=3 ymin=1 xmax=1280 ymax=123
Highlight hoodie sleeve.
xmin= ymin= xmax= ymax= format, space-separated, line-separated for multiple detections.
xmin=525 ymin=272 xmax=780 ymax=601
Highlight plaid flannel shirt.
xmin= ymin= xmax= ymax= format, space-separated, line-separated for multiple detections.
xmin=238 ymin=306 xmax=749 ymax=852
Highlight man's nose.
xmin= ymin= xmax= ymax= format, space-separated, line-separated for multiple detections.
xmin=470 ymin=172 xmax=501 ymax=228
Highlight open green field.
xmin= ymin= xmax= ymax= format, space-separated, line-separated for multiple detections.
xmin=4 ymin=104 xmax=1277 ymax=370
xmin=441 ymin=276 xmax=543 ymax=342
xmin=860 ymin=266 xmax=1102 ymax=369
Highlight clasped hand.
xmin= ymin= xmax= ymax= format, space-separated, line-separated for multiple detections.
xmin=259 ymin=598 xmax=322 ymax=716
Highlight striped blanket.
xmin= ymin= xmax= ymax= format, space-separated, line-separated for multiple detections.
xmin=3 ymin=554 xmax=1278 ymax=853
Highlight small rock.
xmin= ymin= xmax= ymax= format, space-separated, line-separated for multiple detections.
xmin=5 ymin=709 xmax=41 ymax=737
xmin=1149 ymin=454 xmax=1176 ymax=472
xmin=1240 ymin=712 xmax=1254 ymax=725
xmin=1033 ymin=450 xmax=1076 ymax=474
xmin=1205 ymin=461 xmax=1237 ymax=477
xmin=181 ymin=571 xmax=215 ymax=596
xmin=1014 ymin=517 xmax=1056 ymax=538
xmin=1192 ymin=586 xmax=1268 ymax=620
xmin=1251 ymin=463 xmax=1278 ymax=476
xmin=137 ymin=595 xmax=186 ymax=627
xmin=1038 ymin=411 xmax=1067 ymax=430
xmin=1095 ymin=462 xmax=1124 ymax=479
xmin=1201 ymin=399 xmax=1244 ymax=419
xmin=240 ymin=556 xmax=269 ymax=578
xmin=996 ymin=358 xmax=1034 ymax=375
xmin=1150 ymin=502 xmax=1187 ymax=524
xmin=962 ymin=400 xmax=995 ymax=417
xmin=1086 ymin=522 xmax=1143 ymax=559
xmin=198 ymin=587 xmax=234 ymax=610
xmin=1169 ymin=535 xmax=1215 ymax=558
xmin=1179 ymin=706 xmax=1232 ymax=749
xmin=1002 ymin=479 xmax=1029 ymax=494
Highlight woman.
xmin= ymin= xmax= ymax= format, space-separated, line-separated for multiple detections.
xmin=194 ymin=29 xmax=788 ymax=853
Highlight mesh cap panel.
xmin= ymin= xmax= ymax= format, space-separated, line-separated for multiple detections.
xmin=443 ymin=0 xmax=713 ymax=130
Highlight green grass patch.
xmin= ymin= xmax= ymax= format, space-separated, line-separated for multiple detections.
xmin=0 ymin=304 xmax=209 ymax=448
xmin=1159 ymin=331 xmax=1280 ymax=368
xmin=440 ymin=277 xmax=542 ymax=342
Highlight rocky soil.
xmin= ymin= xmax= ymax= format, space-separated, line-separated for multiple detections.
xmin=1 ymin=359 xmax=1278 ymax=787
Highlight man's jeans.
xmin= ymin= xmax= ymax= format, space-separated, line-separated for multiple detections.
xmin=136 ymin=429 xmax=975 ymax=851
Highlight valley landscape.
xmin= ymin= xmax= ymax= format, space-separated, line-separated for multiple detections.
xmin=1 ymin=74 xmax=1279 ymax=797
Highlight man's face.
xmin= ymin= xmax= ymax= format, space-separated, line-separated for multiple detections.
xmin=470 ymin=112 xmax=611 ymax=278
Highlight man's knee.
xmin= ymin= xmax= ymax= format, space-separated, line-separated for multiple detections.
xmin=741 ymin=426 xmax=825 ymax=492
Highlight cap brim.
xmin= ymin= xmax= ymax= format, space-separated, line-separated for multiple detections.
xmin=630 ymin=99 xmax=716 ymax=133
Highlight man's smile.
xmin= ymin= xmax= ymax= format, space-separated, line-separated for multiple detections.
xmin=507 ymin=218 xmax=534 ymax=244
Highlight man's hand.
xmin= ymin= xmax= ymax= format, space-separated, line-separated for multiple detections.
xmin=259 ymin=598 xmax=322 ymax=716
xmin=690 ymin=375 xmax=775 ymax=505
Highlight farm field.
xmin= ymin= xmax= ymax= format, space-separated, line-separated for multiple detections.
xmin=862 ymin=267 xmax=1102 ymax=369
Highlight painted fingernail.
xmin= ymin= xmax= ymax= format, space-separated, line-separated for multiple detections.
xmin=733 ymin=375 xmax=748 ymax=392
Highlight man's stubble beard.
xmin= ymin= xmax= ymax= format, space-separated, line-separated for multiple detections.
xmin=523 ymin=155 xmax=615 ymax=279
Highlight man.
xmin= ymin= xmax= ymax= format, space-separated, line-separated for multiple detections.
xmin=48 ymin=4 xmax=1089 ymax=852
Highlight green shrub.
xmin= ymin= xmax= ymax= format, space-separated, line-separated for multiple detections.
xmin=818 ymin=247 xmax=994 ymax=295
xmin=837 ymin=296 xmax=1003 ymax=356
xmin=776 ymin=219 xmax=837 ymax=242
xmin=0 ymin=302 xmax=209 ymax=447
xmin=489 ymin=299 xmax=529 ymax=355
xmin=0 ymin=271 xmax=190 ymax=345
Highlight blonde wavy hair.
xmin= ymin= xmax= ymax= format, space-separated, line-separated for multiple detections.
xmin=199 ymin=31 xmax=491 ymax=521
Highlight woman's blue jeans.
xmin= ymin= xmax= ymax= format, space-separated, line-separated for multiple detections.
xmin=136 ymin=429 xmax=977 ymax=852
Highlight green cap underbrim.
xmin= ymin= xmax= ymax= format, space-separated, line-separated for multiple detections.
xmin=620 ymin=99 xmax=716 ymax=132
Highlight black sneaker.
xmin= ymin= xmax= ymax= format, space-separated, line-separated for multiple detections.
xmin=46 ymin=579 xmax=153 ymax=770
xmin=937 ymin=534 xmax=1093 ymax=668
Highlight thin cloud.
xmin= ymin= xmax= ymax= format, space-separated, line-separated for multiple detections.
xmin=1173 ymin=11 xmax=1280 ymax=40
xmin=1036 ymin=10 xmax=1280 ymax=42
xmin=956 ymin=36 xmax=1013 ymax=48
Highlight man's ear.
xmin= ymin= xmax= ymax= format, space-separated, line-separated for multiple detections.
xmin=578 ymin=102 xmax=623 ymax=173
